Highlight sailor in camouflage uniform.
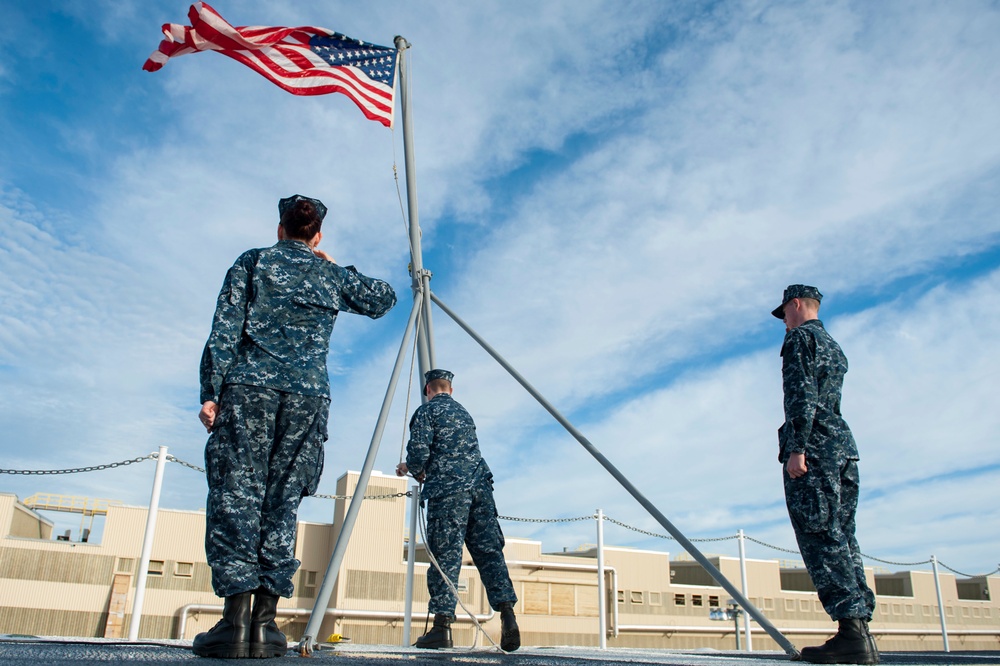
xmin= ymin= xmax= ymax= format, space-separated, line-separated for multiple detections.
xmin=774 ymin=285 xmax=877 ymax=665
xmin=194 ymin=195 xmax=396 ymax=659
xmin=396 ymin=369 xmax=520 ymax=652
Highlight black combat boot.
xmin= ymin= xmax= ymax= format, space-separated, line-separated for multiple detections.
xmin=862 ymin=620 xmax=880 ymax=664
xmin=800 ymin=618 xmax=878 ymax=664
xmin=250 ymin=588 xmax=287 ymax=658
xmin=192 ymin=592 xmax=252 ymax=658
xmin=498 ymin=602 xmax=520 ymax=652
xmin=415 ymin=613 xmax=453 ymax=649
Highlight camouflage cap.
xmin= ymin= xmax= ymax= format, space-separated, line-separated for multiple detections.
xmin=424 ymin=368 xmax=454 ymax=390
xmin=771 ymin=284 xmax=823 ymax=319
xmin=278 ymin=194 xmax=328 ymax=221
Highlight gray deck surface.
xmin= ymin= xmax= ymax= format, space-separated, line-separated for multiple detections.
xmin=1 ymin=638 xmax=998 ymax=666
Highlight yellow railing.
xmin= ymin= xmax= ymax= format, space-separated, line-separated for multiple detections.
xmin=22 ymin=493 xmax=122 ymax=516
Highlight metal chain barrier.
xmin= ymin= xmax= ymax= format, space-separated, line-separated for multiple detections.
xmin=0 ymin=455 xmax=154 ymax=475
xmin=937 ymin=562 xmax=1000 ymax=578
xmin=742 ymin=533 xmax=806 ymax=556
xmin=603 ymin=515 xmax=738 ymax=543
xmin=498 ymin=514 xmax=595 ymax=524
xmin=313 ymin=491 xmax=411 ymax=501
xmin=161 ymin=454 xmax=205 ymax=474
xmin=3 ymin=452 xmax=998 ymax=578
xmin=859 ymin=553 xmax=932 ymax=567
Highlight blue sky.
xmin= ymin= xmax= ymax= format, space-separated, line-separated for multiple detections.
xmin=2 ymin=1 xmax=999 ymax=579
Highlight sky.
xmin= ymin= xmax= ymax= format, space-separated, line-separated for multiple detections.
xmin=1 ymin=1 xmax=999 ymax=582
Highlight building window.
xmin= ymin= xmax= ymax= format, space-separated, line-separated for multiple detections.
xmin=147 ymin=560 xmax=165 ymax=576
xmin=763 ymin=598 xmax=774 ymax=611
xmin=115 ymin=558 xmax=135 ymax=574
xmin=708 ymin=595 xmax=720 ymax=607
xmin=673 ymin=594 xmax=686 ymax=606
xmin=691 ymin=595 xmax=703 ymax=607
xmin=649 ymin=592 xmax=661 ymax=605
xmin=303 ymin=570 xmax=318 ymax=596
xmin=631 ymin=591 xmax=644 ymax=604
xmin=617 ymin=591 xmax=625 ymax=603
xmin=784 ymin=599 xmax=796 ymax=612
xmin=174 ymin=562 xmax=194 ymax=578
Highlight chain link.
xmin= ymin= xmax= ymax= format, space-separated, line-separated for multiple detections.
xmin=162 ymin=454 xmax=206 ymax=474
xmin=601 ymin=516 xmax=738 ymax=542
xmin=0 ymin=455 xmax=154 ymax=475
xmin=859 ymin=553 xmax=932 ymax=567
xmin=498 ymin=514 xmax=595 ymax=524
xmin=937 ymin=562 xmax=1000 ymax=578
xmin=314 ymin=491 xmax=412 ymax=501
xmin=742 ymin=534 xmax=804 ymax=555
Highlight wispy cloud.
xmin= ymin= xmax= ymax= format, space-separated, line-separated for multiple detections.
xmin=1 ymin=0 xmax=998 ymax=577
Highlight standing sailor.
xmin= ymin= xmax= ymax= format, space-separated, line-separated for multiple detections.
xmin=396 ymin=369 xmax=520 ymax=651
xmin=773 ymin=284 xmax=877 ymax=665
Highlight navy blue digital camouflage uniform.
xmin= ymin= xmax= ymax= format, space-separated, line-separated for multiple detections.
xmin=406 ymin=390 xmax=517 ymax=617
xmin=200 ymin=238 xmax=396 ymax=598
xmin=779 ymin=316 xmax=876 ymax=622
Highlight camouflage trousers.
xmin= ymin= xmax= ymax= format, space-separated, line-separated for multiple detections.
xmin=205 ymin=384 xmax=328 ymax=598
xmin=424 ymin=474 xmax=517 ymax=616
xmin=783 ymin=459 xmax=875 ymax=621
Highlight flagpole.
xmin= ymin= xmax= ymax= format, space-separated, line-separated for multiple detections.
xmin=394 ymin=36 xmax=436 ymax=380
xmin=392 ymin=35 xmax=436 ymax=649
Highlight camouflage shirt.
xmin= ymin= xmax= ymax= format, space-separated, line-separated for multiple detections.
xmin=406 ymin=393 xmax=491 ymax=500
xmin=200 ymin=239 xmax=397 ymax=404
xmin=779 ymin=318 xmax=858 ymax=464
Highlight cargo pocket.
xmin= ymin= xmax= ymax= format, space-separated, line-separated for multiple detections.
xmin=302 ymin=446 xmax=325 ymax=497
xmin=300 ymin=404 xmax=329 ymax=498
xmin=785 ymin=474 xmax=830 ymax=534
xmin=204 ymin=402 xmax=235 ymax=488
xmin=777 ymin=422 xmax=790 ymax=463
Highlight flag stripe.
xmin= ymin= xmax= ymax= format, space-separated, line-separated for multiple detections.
xmin=253 ymin=46 xmax=393 ymax=106
xmin=144 ymin=2 xmax=397 ymax=127
xmin=229 ymin=51 xmax=394 ymax=120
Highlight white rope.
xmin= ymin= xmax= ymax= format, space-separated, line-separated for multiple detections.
xmin=398 ymin=308 xmax=422 ymax=464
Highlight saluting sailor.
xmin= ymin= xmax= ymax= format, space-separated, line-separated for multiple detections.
xmin=195 ymin=195 xmax=397 ymax=659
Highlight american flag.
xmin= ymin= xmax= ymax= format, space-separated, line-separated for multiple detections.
xmin=143 ymin=2 xmax=397 ymax=127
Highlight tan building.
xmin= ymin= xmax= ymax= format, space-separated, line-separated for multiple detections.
xmin=1 ymin=474 xmax=997 ymax=652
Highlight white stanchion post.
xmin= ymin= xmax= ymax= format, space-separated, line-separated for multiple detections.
xmin=127 ymin=446 xmax=168 ymax=641
xmin=738 ymin=529 xmax=752 ymax=651
xmin=930 ymin=555 xmax=950 ymax=652
xmin=596 ymin=509 xmax=607 ymax=649
xmin=402 ymin=484 xmax=419 ymax=646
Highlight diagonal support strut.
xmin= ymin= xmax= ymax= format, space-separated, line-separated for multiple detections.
xmin=430 ymin=290 xmax=800 ymax=658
